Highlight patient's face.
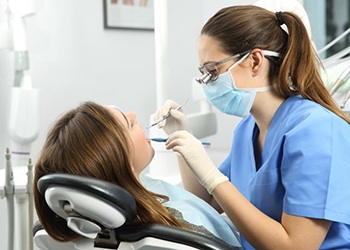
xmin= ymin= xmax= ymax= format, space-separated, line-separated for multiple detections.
xmin=106 ymin=107 xmax=155 ymax=176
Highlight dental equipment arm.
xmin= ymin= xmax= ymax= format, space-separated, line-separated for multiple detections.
xmin=0 ymin=1 xmax=13 ymax=50
xmin=27 ymin=158 xmax=34 ymax=250
xmin=329 ymin=64 xmax=350 ymax=96
xmin=187 ymin=80 xmax=217 ymax=139
xmin=318 ymin=27 xmax=350 ymax=56
xmin=0 ymin=1 xmax=38 ymax=250
xmin=340 ymin=88 xmax=350 ymax=109
xmin=322 ymin=46 xmax=350 ymax=68
xmin=5 ymin=148 xmax=14 ymax=250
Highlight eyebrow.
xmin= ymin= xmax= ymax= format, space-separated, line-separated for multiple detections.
xmin=120 ymin=112 xmax=130 ymax=128
xmin=200 ymin=60 xmax=216 ymax=67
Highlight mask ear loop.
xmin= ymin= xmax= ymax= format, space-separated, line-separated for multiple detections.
xmin=229 ymin=51 xmax=279 ymax=92
xmin=227 ymin=52 xmax=251 ymax=89
xmin=227 ymin=52 xmax=251 ymax=72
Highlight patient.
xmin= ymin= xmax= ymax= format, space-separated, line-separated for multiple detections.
xmin=33 ymin=101 xmax=240 ymax=247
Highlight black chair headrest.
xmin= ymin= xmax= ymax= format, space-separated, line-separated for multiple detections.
xmin=38 ymin=173 xmax=137 ymax=222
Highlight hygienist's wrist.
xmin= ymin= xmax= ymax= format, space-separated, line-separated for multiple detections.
xmin=200 ymin=167 xmax=228 ymax=194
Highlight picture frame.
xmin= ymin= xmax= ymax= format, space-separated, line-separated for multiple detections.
xmin=103 ymin=0 xmax=154 ymax=31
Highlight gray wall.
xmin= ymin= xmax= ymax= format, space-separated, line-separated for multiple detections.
xmin=1 ymin=0 xmax=250 ymax=248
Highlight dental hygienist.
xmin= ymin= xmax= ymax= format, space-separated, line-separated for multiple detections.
xmin=152 ymin=5 xmax=350 ymax=249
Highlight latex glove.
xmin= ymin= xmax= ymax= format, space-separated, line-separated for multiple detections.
xmin=165 ymin=130 xmax=228 ymax=194
xmin=151 ymin=99 xmax=190 ymax=135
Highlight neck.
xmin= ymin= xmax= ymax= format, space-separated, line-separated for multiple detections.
xmin=251 ymin=89 xmax=285 ymax=135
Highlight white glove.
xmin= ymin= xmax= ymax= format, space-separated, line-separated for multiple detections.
xmin=151 ymin=99 xmax=190 ymax=135
xmin=165 ymin=130 xmax=228 ymax=194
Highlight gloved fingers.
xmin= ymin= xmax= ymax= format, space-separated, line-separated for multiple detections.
xmin=165 ymin=130 xmax=224 ymax=193
xmin=151 ymin=100 xmax=183 ymax=129
xmin=150 ymin=110 xmax=165 ymax=128
xmin=160 ymin=100 xmax=181 ymax=117
xmin=156 ymin=120 xmax=166 ymax=129
xmin=165 ymin=131 xmax=184 ymax=149
xmin=152 ymin=110 xmax=185 ymax=129
xmin=169 ymin=109 xmax=185 ymax=119
xmin=169 ymin=109 xmax=187 ymax=129
xmin=151 ymin=100 xmax=179 ymax=121
xmin=165 ymin=131 xmax=201 ymax=152
xmin=166 ymin=130 xmax=192 ymax=142
xmin=151 ymin=109 xmax=162 ymax=123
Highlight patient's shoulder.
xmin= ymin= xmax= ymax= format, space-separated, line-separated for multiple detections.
xmin=165 ymin=207 xmax=223 ymax=242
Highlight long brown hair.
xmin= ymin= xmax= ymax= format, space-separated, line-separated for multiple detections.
xmin=34 ymin=101 xmax=184 ymax=242
xmin=201 ymin=5 xmax=350 ymax=124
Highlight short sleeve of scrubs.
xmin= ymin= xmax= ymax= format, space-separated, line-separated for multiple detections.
xmin=282 ymin=109 xmax=350 ymax=224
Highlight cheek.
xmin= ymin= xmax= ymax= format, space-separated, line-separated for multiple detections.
xmin=141 ymin=140 xmax=154 ymax=163
xmin=230 ymin=68 xmax=247 ymax=89
xmin=130 ymin=132 xmax=154 ymax=169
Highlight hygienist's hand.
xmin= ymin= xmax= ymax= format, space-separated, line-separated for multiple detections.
xmin=165 ymin=130 xmax=228 ymax=194
xmin=151 ymin=100 xmax=190 ymax=135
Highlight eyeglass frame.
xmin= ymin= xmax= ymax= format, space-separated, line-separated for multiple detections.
xmin=195 ymin=50 xmax=251 ymax=84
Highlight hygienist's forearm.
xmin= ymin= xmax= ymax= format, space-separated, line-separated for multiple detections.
xmin=177 ymin=155 xmax=212 ymax=203
xmin=213 ymin=182 xmax=286 ymax=249
xmin=212 ymin=181 xmax=328 ymax=250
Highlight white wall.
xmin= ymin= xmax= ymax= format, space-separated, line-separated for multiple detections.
xmin=0 ymin=0 xmax=253 ymax=248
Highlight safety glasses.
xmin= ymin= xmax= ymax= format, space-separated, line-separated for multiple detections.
xmin=195 ymin=50 xmax=280 ymax=85
xmin=195 ymin=53 xmax=242 ymax=84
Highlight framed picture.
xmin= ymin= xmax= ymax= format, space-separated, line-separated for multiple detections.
xmin=103 ymin=0 xmax=154 ymax=31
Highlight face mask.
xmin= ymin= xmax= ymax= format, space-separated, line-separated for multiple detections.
xmin=203 ymin=51 xmax=277 ymax=117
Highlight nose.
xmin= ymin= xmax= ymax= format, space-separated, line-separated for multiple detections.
xmin=126 ymin=112 xmax=137 ymax=119
xmin=124 ymin=112 xmax=136 ymax=124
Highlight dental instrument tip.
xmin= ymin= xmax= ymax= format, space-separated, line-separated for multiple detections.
xmin=150 ymin=138 xmax=211 ymax=146
xmin=146 ymin=98 xmax=190 ymax=129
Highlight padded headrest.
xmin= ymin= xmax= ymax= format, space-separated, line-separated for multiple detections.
xmin=38 ymin=174 xmax=137 ymax=238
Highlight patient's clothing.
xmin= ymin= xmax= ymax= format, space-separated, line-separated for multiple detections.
xmin=166 ymin=207 xmax=219 ymax=240
xmin=140 ymin=174 xmax=241 ymax=247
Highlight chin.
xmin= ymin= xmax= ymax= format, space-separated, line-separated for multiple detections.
xmin=150 ymin=147 xmax=155 ymax=160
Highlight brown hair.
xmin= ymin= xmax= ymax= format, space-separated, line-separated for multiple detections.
xmin=34 ymin=101 xmax=184 ymax=242
xmin=201 ymin=5 xmax=350 ymax=123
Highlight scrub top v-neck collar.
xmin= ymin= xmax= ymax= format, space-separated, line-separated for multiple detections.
xmin=249 ymin=97 xmax=288 ymax=173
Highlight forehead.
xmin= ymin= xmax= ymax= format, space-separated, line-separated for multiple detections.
xmin=105 ymin=106 xmax=128 ymax=127
xmin=197 ymin=35 xmax=230 ymax=64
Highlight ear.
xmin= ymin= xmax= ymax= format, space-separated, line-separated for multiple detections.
xmin=250 ymin=48 xmax=264 ymax=76
xmin=130 ymin=164 xmax=136 ymax=174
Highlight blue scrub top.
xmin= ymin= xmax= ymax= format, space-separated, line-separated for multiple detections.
xmin=219 ymin=95 xmax=350 ymax=249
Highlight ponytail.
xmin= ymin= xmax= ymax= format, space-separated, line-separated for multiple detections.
xmin=277 ymin=11 xmax=350 ymax=124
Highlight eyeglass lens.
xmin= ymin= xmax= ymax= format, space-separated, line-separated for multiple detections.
xmin=196 ymin=53 xmax=244 ymax=84
xmin=198 ymin=64 xmax=219 ymax=81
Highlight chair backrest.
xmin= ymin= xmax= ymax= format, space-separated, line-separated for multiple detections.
xmin=34 ymin=173 xmax=237 ymax=250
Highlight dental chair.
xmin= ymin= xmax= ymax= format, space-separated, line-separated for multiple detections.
xmin=33 ymin=173 xmax=236 ymax=250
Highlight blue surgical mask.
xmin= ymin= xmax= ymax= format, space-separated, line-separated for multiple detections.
xmin=203 ymin=51 xmax=278 ymax=117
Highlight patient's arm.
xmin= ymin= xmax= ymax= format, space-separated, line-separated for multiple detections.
xmin=177 ymin=155 xmax=222 ymax=213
